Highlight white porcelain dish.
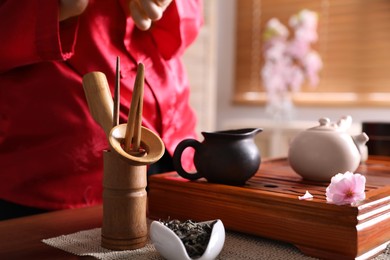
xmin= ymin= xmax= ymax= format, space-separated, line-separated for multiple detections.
xmin=150 ymin=219 xmax=225 ymax=260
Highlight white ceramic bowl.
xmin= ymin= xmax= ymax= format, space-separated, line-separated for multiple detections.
xmin=150 ymin=219 xmax=225 ymax=260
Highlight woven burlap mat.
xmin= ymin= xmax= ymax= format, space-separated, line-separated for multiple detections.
xmin=42 ymin=228 xmax=389 ymax=259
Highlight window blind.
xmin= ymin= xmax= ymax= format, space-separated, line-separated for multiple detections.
xmin=234 ymin=0 xmax=390 ymax=106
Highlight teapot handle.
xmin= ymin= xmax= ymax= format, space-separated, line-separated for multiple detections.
xmin=173 ymin=139 xmax=202 ymax=180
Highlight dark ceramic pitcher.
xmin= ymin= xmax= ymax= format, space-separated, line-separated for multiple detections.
xmin=173 ymin=128 xmax=262 ymax=185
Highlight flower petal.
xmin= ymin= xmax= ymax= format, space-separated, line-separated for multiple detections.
xmin=298 ymin=190 xmax=313 ymax=200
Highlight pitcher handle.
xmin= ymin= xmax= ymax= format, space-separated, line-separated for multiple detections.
xmin=173 ymin=139 xmax=202 ymax=180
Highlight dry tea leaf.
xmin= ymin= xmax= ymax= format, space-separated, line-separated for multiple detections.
xmin=161 ymin=219 xmax=214 ymax=258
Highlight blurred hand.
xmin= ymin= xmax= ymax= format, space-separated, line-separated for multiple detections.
xmin=129 ymin=0 xmax=172 ymax=31
xmin=59 ymin=0 xmax=89 ymax=21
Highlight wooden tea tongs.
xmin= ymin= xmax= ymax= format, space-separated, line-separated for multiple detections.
xmin=124 ymin=63 xmax=144 ymax=155
xmin=113 ymin=59 xmax=147 ymax=157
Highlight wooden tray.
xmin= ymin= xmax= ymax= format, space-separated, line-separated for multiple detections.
xmin=148 ymin=157 xmax=390 ymax=260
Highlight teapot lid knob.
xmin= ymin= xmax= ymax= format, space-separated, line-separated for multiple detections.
xmin=311 ymin=116 xmax=353 ymax=132
xmin=309 ymin=117 xmax=336 ymax=131
xmin=319 ymin=117 xmax=330 ymax=126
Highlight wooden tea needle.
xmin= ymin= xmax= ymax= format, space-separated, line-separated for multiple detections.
xmin=124 ymin=63 xmax=144 ymax=153
xmin=113 ymin=56 xmax=120 ymax=127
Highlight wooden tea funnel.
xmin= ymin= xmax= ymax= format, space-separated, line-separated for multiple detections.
xmin=109 ymin=124 xmax=164 ymax=166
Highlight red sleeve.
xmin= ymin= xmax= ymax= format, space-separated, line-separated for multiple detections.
xmin=118 ymin=0 xmax=203 ymax=59
xmin=150 ymin=0 xmax=203 ymax=59
xmin=172 ymin=0 xmax=204 ymax=48
xmin=0 ymin=0 xmax=79 ymax=72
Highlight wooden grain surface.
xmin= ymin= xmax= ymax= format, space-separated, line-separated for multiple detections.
xmin=0 ymin=206 xmax=102 ymax=260
xmin=148 ymin=156 xmax=390 ymax=260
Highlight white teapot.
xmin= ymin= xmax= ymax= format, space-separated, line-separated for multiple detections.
xmin=288 ymin=116 xmax=369 ymax=182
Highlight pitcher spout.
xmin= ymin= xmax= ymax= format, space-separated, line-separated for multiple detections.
xmin=251 ymin=128 xmax=263 ymax=136
xmin=241 ymin=128 xmax=263 ymax=138
xmin=202 ymin=128 xmax=263 ymax=138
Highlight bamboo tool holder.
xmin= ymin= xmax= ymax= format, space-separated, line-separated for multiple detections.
xmin=82 ymin=62 xmax=164 ymax=250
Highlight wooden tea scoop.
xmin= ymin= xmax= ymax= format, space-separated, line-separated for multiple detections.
xmin=82 ymin=72 xmax=113 ymax=137
xmin=124 ymin=63 xmax=144 ymax=154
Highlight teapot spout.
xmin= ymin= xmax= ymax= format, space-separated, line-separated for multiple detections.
xmin=352 ymin=132 xmax=369 ymax=162
xmin=352 ymin=132 xmax=369 ymax=146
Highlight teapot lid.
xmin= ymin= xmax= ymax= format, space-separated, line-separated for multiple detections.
xmin=309 ymin=116 xmax=352 ymax=132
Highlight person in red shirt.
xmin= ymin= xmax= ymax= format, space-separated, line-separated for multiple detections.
xmin=0 ymin=0 xmax=202 ymax=220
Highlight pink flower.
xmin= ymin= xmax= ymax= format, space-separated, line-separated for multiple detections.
xmin=263 ymin=18 xmax=289 ymax=41
xmin=326 ymin=171 xmax=366 ymax=206
xmin=289 ymin=9 xmax=318 ymax=43
xmin=261 ymin=9 xmax=322 ymax=115
xmin=303 ymin=51 xmax=323 ymax=87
